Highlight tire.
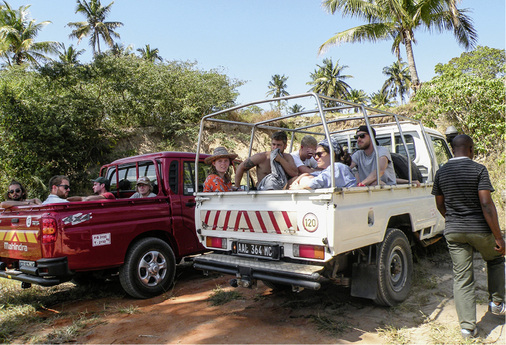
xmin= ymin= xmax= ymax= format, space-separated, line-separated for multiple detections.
xmin=373 ymin=228 xmax=413 ymax=306
xmin=119 ymin=237 xmax=176 ymax=299
xmin=391 ymin=153 xmax=423 ymax=182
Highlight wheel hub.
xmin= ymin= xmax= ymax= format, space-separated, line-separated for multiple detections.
xmin=138 ymin=250 xmax=167 ymax=287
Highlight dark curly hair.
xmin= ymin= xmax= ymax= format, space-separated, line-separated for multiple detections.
xmin=5 ymin=180 xmax=27 ymax=201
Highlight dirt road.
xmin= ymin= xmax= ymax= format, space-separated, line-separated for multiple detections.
xmin=16 ymin=249 xmax=506 ymax=344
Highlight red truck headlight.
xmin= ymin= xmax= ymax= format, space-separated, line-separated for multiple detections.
xmin=42 ymin=217 xmax=57 ymax=243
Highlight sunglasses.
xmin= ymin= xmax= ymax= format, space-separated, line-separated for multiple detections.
xmin=354 ymin=133 xmax=367 ymax=140
xmin=57 ymin=184 xmax=70 ymax=190
xmin=314 ymin=152 xmax=325 ymax=158
xmin=8 ymin=189 xmax=21 ymax=194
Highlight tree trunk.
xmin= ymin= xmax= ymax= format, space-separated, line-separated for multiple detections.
xmin=403 ymin=35 xmax=420 ymax=93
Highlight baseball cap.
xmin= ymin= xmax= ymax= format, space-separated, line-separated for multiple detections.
xmin=91 ymin=177 xmax=109 ymax=185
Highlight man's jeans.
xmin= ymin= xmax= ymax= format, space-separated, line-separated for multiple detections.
xmin=446 ymin=232 xmax=505 ymax=331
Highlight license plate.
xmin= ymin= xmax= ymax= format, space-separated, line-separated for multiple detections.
xmin=19 ymin=260 xmax=35 ymax=268
xmin=233 ymin=242 xmax=280 ymax=260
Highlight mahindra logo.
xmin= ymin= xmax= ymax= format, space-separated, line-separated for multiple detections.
xmin=4 ymin=242 xmax=28 ymax=252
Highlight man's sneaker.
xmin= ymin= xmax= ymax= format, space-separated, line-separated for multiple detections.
xmin=489 ymin=301 xmax=506 ymax=316
xmin=461 ymin=328 xmax=478 ymax=339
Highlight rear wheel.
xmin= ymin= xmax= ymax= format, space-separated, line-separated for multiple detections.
xmin=373 ymin=228 xmax=413 ymax=306
xmin=119 ymin=237 xmax=176 ymax=299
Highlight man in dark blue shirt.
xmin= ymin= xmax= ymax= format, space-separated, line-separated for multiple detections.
xmin=432 ymin=134 xmax=505 ymax=339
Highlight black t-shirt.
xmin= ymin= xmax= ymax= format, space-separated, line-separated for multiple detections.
xmin=432 ymin=157 xmax=494 ymax=235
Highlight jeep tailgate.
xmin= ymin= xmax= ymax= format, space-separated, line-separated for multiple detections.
xmin=0 ymin=213 xmax=42 ymax=261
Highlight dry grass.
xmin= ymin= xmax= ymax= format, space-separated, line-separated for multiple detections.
xmin=208 ymin=285 xmax=243 ymax=306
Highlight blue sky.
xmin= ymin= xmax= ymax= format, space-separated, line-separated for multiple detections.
xmin=7 ymin=0 xmax=506 ymax=109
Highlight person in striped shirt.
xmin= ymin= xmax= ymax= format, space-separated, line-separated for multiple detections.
xmin=432 ymin=134 xmax=505 ymax=339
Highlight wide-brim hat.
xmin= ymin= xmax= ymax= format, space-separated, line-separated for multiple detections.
xmin=204 ymin=147 xmax=238 ymax=165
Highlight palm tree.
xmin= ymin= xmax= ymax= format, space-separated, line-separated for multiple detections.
xmin=109 ymin=42 xmax=133 ymax=57
xmin=346 ymin=89 xmax=369 ymax=104
xmin=137 ymin=44 xmax=162 ymax=63
xmin=67 ymin=0 xmax=123 ymax=55
xmin=0 ymin=2 xmax=57 ymax=66
xmin=56 ymin=43 xmax=84 ymax=64
xmin=266 ymin=74 xmax=289 ymax=98
xmin=288 ymin=104 xmax=305 ymax=113
xmin=306 ymin=58 xmax=352 ymax=100
xmin=319 ymin=0 xmax=477 ymax=91
xmin=369 ymin=90 xmax=394 ymax=108
xmin=266 ymin=74 xmax=289 ymax=111
xmin=382 ymin=60 xmax=411 ymax=104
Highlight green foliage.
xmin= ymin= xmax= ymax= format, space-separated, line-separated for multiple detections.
xmin=0 ymin=55 xmax=243 ymax=199
xmin=413 ymin=47 xmax=505 ymax=154
xmin=435 ymin=46 xmax=505 ymax=79
xmin=0 ymin=67 xmax=111 ymax=196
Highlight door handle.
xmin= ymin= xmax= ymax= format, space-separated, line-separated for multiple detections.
xmin=186 ymin=201 xmax=196 ymax=207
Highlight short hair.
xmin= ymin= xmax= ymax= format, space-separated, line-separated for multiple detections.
xmin=271 ymin=131 xmax=288 ymax=144
xmin=451 ymin=134 xmax=473 ymax=150
xmin=301 ymin=135 xmax=317 ymax=148
xmin=5 ymin=180 xmax=27 ymax=201
xmin=48 ymin=175 xmax=69 ymax=188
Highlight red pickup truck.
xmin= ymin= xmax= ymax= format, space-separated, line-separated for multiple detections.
xmin=0 ymin=151 xmax=209 ymax=298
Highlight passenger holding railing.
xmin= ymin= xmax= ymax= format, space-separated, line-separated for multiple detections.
xmin=203 ymin=147 xmax=238 ymax=192
xmin=290 ymin=138 xmax=356 ymax=190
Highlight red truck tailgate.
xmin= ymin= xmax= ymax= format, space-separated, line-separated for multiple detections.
xmin=0 ymin=213 xmax=42 ymax=260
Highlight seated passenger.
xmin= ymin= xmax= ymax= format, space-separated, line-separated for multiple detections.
xmin=130 ymin=176 xmax=156 ymax=198
xmin=42 ymin=175 xmax=71 ymax=204
xmin=203 ymin=147 xmax=238 ymax=192
xmin=350 ymin=125 xmax=396 ymax=186
xmin=290 ymin=138 xmax=357 ymax=190
xmin=68 ymin=177 xmax=116 ymax=201
xmin=234 ymin=131 xmax=298 ymax=190
xmin=1 ymin=180 xmax=42 ymax=208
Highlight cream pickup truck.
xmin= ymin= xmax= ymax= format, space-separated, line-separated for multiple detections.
xmin=193 ymin=93 xmax=453 ymax=306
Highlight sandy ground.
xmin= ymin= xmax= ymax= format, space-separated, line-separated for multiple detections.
xmin=18 ymin=249 xmax=506 ymax=344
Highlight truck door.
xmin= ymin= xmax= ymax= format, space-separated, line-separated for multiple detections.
xmin=179 ymin=160 xmax=208 ymax=254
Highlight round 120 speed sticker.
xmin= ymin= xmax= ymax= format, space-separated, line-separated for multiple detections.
xmin=302 ymin=213 xmax=318 ymax=232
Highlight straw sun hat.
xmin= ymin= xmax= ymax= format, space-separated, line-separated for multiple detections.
xmin=204 ymin=147 xmax=238 ymax=165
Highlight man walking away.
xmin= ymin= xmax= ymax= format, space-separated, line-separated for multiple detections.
xmin=432 ymin=134 xmax=505 ymax=339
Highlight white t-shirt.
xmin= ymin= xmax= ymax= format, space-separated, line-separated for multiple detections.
xmin=291 ymin=151 xmax=318 ymax=169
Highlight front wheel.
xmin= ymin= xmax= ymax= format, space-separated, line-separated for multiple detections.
xmin=373 ymin=228 xmax=413 ymax=306
xmin=119 ymin=237 xmax=176 ymax=299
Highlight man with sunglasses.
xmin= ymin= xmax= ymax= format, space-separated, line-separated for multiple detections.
xmin=1 ymin=180 xmax=42 ymax=208
xmin=42 ymin=175 xmax=71 ymax=205
xmin=350 ymin=125 xmax=396 ymax=186
xmin=68 ymin=177 xmax=116 ymax=201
